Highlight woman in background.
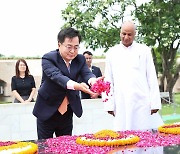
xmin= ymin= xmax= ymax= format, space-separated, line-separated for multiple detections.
xmin=11 ymin=59 xmax=36 ymax=103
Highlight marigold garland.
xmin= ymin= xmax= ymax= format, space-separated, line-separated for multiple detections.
xmin=158 ymin=123 xmax=180 ymax=135
xmin=76 ymin=129 xmax=140 ymax=147
xmin=0 ymin=141 xmax=38 ymax=154
xmin=43 ymin=130 xmax=179 ymax=153
xmin=93 ymin=129 xmax=120 ymax=138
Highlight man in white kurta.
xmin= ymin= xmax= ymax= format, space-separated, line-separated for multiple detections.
xmin=104 ymin=21 xmax=163 ymax=131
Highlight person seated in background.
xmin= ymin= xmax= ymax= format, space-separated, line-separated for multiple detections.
xmin=79 ymin=51 xmax=102 ymax=99
xmin=11 ymin=59 xmax=36 ymax=103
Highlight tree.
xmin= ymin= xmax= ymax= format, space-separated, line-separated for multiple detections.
xmin=61 ymin=0 xmax=132 ymax=51
xmin=134 ymin=0 xmax=180 ymax=100
xmin=0 ymin=53 xmax=4 ymax=58
xmin=61 ymin=0 xmax=180 ymax=100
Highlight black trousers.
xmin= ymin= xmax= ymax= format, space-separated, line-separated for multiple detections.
xmin=37 ymin=105 xmax=73 ymax=140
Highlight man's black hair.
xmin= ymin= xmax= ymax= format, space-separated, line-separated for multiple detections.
xmin=57 ymin=27 xmax=81 ymax=43
xmin=83 ymin=51 xmax=93 ymax=56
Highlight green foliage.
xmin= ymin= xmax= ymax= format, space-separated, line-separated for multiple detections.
xmin=0 ymin=54 xmax=5 ymax=57
xmin=61 ymin=0 xmax=180 ymax=93
xmin=153 ymin=47 xmax=163 ymax=73
xmin=135 ymin=1 xmax=179 ymax=48
xmin=61 ymin=0 xmax=135 ymax=51
xmin=134 ymin=0 xmax=180 ymax=93
xmin=134 ymin=1 xmax=180 ymax=73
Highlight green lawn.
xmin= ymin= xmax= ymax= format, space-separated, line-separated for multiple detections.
xmin=161 ymin=93 xmax=180 ymax=115
xmin=161 ymin=93 xmax=180 ymax=124
xmin=0 ymin=101 xmax=11 ymax=104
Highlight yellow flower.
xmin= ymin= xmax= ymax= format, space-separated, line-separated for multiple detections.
xmin=93 ymin=129 xmax=120 ymax=138
xmin=0 ymin=142 xmax=38 ymax=154
xmin=158 ymin=123 xmax=180 ymax=135
xmin=76 ymin=130 xmax=140 ymax=147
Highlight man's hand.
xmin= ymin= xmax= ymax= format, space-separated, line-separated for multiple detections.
xmin=74 ymin=82 xmax=97 ymax=96
xmin=79 ymin=82 xmax=89 ymax=89
xmin=90 ymin=93 xmax=99 ymax=99
xmin=90 ymin=76 xmax=105 ymax=86
xmin=89 ymin=76 xmax=105 ymax=98
xmin=151 ymin=109 xmax=159 ymax=115
xmin=108 ymin=111 xmax=115 ymax=116
xmin=24 ymin=100 xmax=31 ymax=103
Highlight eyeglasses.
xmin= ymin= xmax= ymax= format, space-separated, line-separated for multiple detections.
xmin=62 ymin=44 xmax=80 ymax=51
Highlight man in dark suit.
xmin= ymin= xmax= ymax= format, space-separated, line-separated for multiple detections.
xmin=79 ymin=51 xmax=102 ymax=99
xmin=33 ymin=28 xmax=101 ymax=139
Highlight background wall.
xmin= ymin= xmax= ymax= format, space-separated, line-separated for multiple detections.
xmin=0 ymin=99 xmax=114 ymax=141
xmin=0 ymin=59 xmax=180 ymax=102
xmin=0 ymin=59 xmax=105 ymax=102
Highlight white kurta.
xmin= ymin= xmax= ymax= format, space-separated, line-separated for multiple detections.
xmin=103 ymin=42 xmax=163 ymax=131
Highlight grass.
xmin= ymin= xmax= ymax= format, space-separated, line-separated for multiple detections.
xmin=161 ymin=93 xmax=180 ymax=115
xmin=164 ymin=119 xmax=180 ymax=124
xmin=0 ymin=101 xmax=11 ymax=104
xmin=160 ymin=93 xmax=180 ymax=124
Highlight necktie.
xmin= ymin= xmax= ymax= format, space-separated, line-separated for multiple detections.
xmin=66 ymin=62 xmax=70 ymax=73
xmin=58 ymin=61 xmax=70 ymax=115
xmin=58 ymin=96 xmax=69 ymax=115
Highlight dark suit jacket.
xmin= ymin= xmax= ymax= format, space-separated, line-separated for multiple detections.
xmin=79 ymin=66 xmax=102 ymax=99
xmin=33 ymin=49 xmax=95 ymax=121
xmin=92 ymin=66 xmax=102 ymax=78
